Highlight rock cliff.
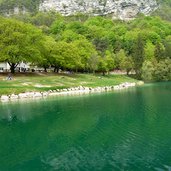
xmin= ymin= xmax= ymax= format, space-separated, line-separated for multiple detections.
xmin=39 ymin=0 xmax=158 ymax=20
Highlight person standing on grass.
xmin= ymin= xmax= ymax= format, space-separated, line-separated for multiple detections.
xmin=6 ymin=74 xmax=12 ymax=80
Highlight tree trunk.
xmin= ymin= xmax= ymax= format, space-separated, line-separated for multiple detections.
xmin=44 ymin=67 xmax=47 ymax=72
xmin=126 ymin=70 xmax=129 ymax=75
xmin=102 ymin=71 xmax=105 ymax=76
xmin=54 ymin=67 xmax=59 ymax=73
xmin=54 ymin=67 xmax=57 ymax=72
xmin=10 ymin=63 xmax=16 ymax=74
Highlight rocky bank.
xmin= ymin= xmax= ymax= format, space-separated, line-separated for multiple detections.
xmin=0 ymin=81 xmax=144 ymax=102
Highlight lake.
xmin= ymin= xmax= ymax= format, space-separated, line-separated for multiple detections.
xmin=0 ymin=83 xmax=171 ymax=171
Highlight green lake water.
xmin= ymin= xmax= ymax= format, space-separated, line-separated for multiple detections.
xmin=0 ymin=83 xmax=171 ymax=171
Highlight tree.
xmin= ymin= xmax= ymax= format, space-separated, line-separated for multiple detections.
xmin=115 ymin=49 xmax=127 ymax=69
xmin=0 ymin=18 xmax=43 ymax=73
xmin=50 ymin=17 xmax=66 ymax=35
xmin=120 ymin=56 xmax=134 ymax=75
xmin=73 ymin=38 xmax=97 ymax=71
xmin=163 ymin=35 xmax=171 ymax=59
xmin=144 ymin=41 xmax=155 ymax=60
xmin=37 ymin=36 xmax=57 ymax=72
xmin=98 ymin=57 xmax=107 ymax=76
xmin=87 ymin=54 xmax=99 ymax=73
xmin=154 ymin=42 xmax=165 ymax=61
xmin=98 ymin=51 xmax=114 ymax=75
xmin=123 ymin=30 xmax=139 ymax=55
xmin=132 ymin=34 xmax=145 ymax=78
xmin=66 ymin=21 xmax=90 ymax=37
xmin=93 ymin=37 xmax=109 ymax=54
xmin=52 ymin=41 xmax=82 ymax=72
xmin=142 ymin=60 xmax=155 ymax=81
xmin=153 ymin=58 xmax=171 ymax=81
xmin=31 ymin=11 xmax=59 ymax=27
xmin=60 ymin=30 xmax=84 ymax=42
xmin=105 ymin=51 xmax=115 ymax=74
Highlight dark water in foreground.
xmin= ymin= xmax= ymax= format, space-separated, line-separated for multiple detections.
xmin=0 ymin=83 xmax=171 ymax=171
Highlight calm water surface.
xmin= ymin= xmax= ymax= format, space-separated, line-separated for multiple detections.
xmin=0 ymin=83 xmax=171 ymax=171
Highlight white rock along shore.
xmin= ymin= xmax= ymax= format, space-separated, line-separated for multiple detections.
xmin=0 ymin=81 xmax=144 ymax=102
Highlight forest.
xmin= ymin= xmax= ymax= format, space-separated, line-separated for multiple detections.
xmin=0 ymin=11 xmax=171 ymax=81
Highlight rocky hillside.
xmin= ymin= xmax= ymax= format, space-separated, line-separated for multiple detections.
xmin=39 ymin=0 xmax=158 ymax=20
xmin=0 ymin=0 xmax=165 ymax=20
xmin=6 ymin=0 xmax=171 ymax=20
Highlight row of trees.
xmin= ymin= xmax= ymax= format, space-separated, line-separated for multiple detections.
xmin=1 ymin=12 xmax=171 ymax=81
xmin=0 ymin=0 xmax=41 ymax=14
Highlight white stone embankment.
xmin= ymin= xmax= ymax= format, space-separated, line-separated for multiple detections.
xmin=0 ymin=81 xmax=144 ymax=102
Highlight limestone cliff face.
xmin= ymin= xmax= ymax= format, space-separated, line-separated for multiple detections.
xmin=39 ymin=0 xmax=158 ymax=20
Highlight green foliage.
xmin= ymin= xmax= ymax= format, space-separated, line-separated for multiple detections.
xmin=52 ymin=41 xmax=82 ymax=71
xmin=73 ymin=38 xmax=97 ymax=70
xmin=153 ymin=58 xmax=171 ymax=81
xmin=142 ymin=59 xmax=171 ymax=82
xmin=153 ymin=1 xmax=171 ymax=21
xmin=115 ymin=49 xmax=126 ymax=69
xmin=50 ymin=18 xmax=66 ymax=35
xmin=163 ymin=35 xmax=171 ymax=58
xmin=0 ymin=11 xmax=171 ymax=79
xmin=60 ymin=30 xmax=85 ymax=42
xmin=120 ymin=57 xmax=134 ymax=75
xmin=0 ymin=0 xmax=41 ymax=13
xmin=132 ymin=34 xmax=145 ymax=77
xmin=98 ymin=50 xmax=114 ymax=75
xmin=144 ymin=41 xmax=155 ymax=60
xmin=37 ymin=36 xmax=57 ymax=72
xmin=154 ymin=42 xmax=165 ymax=61
xmin=0 ymin=17 xmax=43 ymax=73
xmin=142 ymin=60 xmax=155 ymax=81
xmin=87 ymin=54 xmax=99 ymax=73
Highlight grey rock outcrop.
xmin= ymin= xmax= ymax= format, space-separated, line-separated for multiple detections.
xmin=39 ymin=0 xmax=158 ymax=20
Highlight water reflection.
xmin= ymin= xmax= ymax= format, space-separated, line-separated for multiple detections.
xmin=0 ymin=84 xmax=171 ymax=171
xmin=0 ymin=98 xmax=50 ymax=122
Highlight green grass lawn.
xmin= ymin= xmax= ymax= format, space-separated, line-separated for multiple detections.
xmin=0 ymin=73 xmax=138 ymax=95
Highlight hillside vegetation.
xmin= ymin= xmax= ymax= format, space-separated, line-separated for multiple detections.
xmin=153 ymin=0 xmax=171 ymax=21
xmin=0 ymin=12 xmax=171 ymax=82
xmin=0 ymin=0 xmax=41 ymax=13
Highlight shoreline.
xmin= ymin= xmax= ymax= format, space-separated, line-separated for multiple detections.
xmin=0 ymin=81 xmax=144 ymax=102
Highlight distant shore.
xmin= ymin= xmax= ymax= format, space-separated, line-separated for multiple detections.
xmin=0 ymin=81 xmax=144 ymax=102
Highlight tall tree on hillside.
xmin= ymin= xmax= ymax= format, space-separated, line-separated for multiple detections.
xmin=144 ymin=41 xmax=155 ymax=60
xmin=154 ymin=42 xmax=165 ymax=61
xmin=132 ymin=34 xmax=145 ymax=77
xmin=163 ymin=36 xmax=171 ymax=59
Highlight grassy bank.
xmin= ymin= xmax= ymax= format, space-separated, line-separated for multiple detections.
xmin=0 ymin=73 xmax=138 ymax=95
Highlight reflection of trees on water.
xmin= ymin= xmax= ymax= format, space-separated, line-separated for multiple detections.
xmin=0 ymin=99 xmax=46 ymax=123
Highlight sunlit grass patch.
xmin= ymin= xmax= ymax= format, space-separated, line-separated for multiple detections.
xmin=0 ymin=73 xmax=138 ymax=95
